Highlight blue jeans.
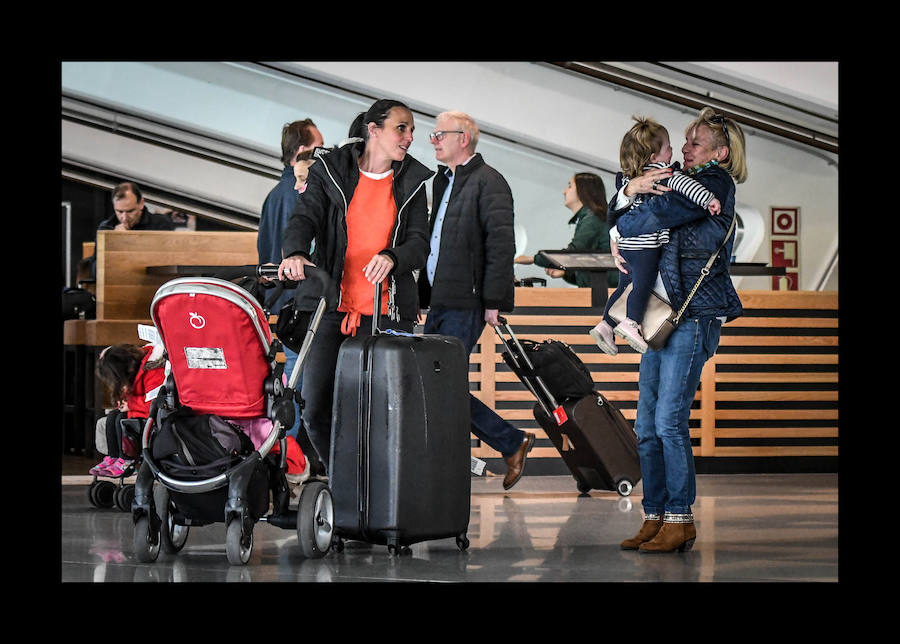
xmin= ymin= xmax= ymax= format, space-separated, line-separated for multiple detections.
xmin=424 ymin=307 xmax=525 ymax=458
xmin=634 ymin=317 xmax=722 ymax=516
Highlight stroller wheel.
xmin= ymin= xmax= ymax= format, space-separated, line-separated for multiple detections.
xmin=154 ymin=485 xmax=189 ymax=554
xmin=114 ymin=484 xmax=135 ymax=512
xmin=297 ymin=481 xmax=333 ymax=559
xmin=133 ymin=515 xmax=160 ymax=563
xmin=87 ymin=481 xmax=100 ymax=508
xmin=226 ymin=518 xmax=253 ymax=566
xmin=91 ymin=480 xmax=116 ymax=509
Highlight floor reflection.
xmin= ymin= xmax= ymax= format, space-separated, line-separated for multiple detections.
xmin=61 ymin=474 xmax=838 ymax=583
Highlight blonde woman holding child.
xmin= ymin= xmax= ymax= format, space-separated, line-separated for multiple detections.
xmin=590 ymin=116 xmax=722 ymax=355
xmin=610 ymin=107 xmax=747 ymax=553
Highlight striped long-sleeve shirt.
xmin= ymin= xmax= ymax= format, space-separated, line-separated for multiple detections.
xmin=613 ymin=162 xmax=715 ymax=251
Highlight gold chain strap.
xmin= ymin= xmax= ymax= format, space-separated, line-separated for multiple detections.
xmin=672 ymin=215 xmax=737 ymax=324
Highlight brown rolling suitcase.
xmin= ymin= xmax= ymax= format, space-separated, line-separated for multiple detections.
xmin=494 ymin=320 xmax=641 ymax=497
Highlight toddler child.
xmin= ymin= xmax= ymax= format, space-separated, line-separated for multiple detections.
xmin=590 ymin=116 xmax=721 ymax=355
xmin=90 ymin=342 xmax=166 ymax=477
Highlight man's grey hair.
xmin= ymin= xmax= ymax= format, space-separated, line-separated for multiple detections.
xmin=437 ymin=111 xmax=480 ymax=152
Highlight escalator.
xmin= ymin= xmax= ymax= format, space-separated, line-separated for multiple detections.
xmin=61 ymin=60 xmax=839 ymax=289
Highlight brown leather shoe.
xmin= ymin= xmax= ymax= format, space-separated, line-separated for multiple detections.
xmin=620 ymin=518 xmax=664 ymax=550
xmin=639 ymin=521 xmax=697 ymax=553
xmin=502 ymin=433 xmax=535 ymax=490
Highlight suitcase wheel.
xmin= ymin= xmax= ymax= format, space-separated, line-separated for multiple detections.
xmin=616 ymin=479 xmax=634 ymax=497
xmin=456 ymin=534 xmax=470 ymax=551
xmin=387 ymin=542 xmax=412 ymax=556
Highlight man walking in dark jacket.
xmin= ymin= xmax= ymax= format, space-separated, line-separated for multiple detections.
xmin=419 ymin=111 xmax=535 ymax=490
xmin=258 ymin=118 xmax=325 ymax=479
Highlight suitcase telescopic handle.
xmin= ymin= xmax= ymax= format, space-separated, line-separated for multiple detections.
xmin=372 ymin=280 xmax=383 ymax=336
xmin=493 ymin=318 xmax=561 ymax=418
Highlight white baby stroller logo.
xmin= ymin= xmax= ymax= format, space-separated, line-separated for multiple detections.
xmin=189 ymin=312 xmax=206 ymax=329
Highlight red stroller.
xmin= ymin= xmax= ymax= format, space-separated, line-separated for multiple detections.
xmin=131 ymin=266 xmax=337 ymax=565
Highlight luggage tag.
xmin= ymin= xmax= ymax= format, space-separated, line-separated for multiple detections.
xmin=470 ymin=456 xmax=487 ymax=476
xmin=552 ymin=406 xmax=568 ymax=425
xmin=382 ymin=328 xmax=417 ymax=338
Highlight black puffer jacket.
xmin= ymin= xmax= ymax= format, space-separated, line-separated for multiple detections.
xmin=417 ymin=154 xmax=516 ymax=312
xmin=282 ymin=141 xmax=434 ymax=322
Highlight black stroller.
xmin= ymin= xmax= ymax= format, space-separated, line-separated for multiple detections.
xmin=87 ymin=415 xmax=145 ymax=512
xmin=131 ymin=265 xmax=339 ymax=565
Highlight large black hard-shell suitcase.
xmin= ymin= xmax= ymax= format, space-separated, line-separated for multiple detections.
xmin=495 ymin=321 xmax=641 ymax=497
xmin=329 ymin=290 xmax=472 ymax=554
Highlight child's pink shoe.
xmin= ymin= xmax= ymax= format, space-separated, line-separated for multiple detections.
xmin=589 ymin=321 xmax=618 ymax=356
xmin=90 ymin=456 xmax=117 ymax=476
xmin=614 ymin=318 xmax=649 ymax=354
xmin=104 ymin=458 xmax=133 ymax=478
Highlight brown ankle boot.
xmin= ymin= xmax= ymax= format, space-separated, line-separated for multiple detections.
xmin=638 ymin=520 xmax=697 ymax=553
xmin=620 ymin=517 xmax=663 ymax=550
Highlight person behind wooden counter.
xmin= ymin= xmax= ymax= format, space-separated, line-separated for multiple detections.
xmin=515 ymin=172 xmax=618 ymax=289
xmin=98 ymin=182 xmax=177 ymax=232
xmin=81 ymin=181 xmax=178 ymax=285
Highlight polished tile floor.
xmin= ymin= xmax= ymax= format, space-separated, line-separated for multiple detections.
xmin=60 ymin=467 xmax=838 ymax=583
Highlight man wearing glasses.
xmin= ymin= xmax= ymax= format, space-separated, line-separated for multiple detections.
xmin=419 ymin=111 xmax=535 ymax=491
xmin=98 ymin=182 xmax=176 ymax=232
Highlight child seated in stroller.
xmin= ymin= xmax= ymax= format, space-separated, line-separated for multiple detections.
xmin=91 ymin=342 xmax=166 ymax=477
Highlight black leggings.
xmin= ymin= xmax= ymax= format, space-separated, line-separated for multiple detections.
xmin=103 ymin=409 xmax=126 ymax=458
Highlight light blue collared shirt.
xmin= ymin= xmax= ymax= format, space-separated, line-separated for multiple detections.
xmin=426 ymin=155 xmax=476 ymax=285
xmin=426 ymin=167 xmax=454 ymax=285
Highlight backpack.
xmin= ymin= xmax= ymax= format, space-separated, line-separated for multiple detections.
xmin=502 ymin=339 xmax=595 ymax=401
xmin=62 ymin=286 xmax=96 ymax=320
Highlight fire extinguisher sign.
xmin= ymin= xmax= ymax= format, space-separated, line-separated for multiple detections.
xmin=771 ymin=207 xmax=798 ymax=236
xmin=770 ymin=207 xmax=799 ymax=291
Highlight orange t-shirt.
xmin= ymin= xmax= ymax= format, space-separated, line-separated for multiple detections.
xmin=338 ymin=171 xmax=396 ymax=335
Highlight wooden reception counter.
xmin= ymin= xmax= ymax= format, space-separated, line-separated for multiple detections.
xmin=470 ymin=286 xmax=838 ymax=474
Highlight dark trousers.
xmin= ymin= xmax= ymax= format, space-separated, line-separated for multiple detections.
xmin=424 ymin=307 xmax=525 ymax=457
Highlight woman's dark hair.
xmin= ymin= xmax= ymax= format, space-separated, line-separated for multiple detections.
xmin=95 ymin=344 xmax=147 ymax=405
xmin=573 ymin=172 xmax=608 ymax=218
xmin=348 ymin=99 xmax=411 ymax=141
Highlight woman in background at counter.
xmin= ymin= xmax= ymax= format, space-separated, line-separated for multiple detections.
xmin=515 ymin=172 xmax=618 ymax=289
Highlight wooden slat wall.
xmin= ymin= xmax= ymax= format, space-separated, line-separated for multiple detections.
xmin=469 ymin=287 xmax=838 ymax=464
xmin=95 ymin=230 xmax=259 ymax=320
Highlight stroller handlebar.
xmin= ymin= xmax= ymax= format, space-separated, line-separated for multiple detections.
xmin=209 ymin=265 xmax=271 ymax=282
xmin=256 ymin=265 xmax=280 ymax=279
xmin=210 ymin=264 xmax=338 ymax=310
